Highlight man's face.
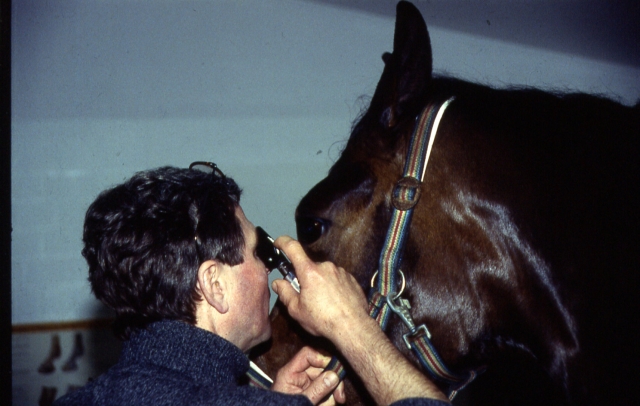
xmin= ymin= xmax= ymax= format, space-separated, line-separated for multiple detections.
xmin=224 ymin=207 xmax=272 ymax=352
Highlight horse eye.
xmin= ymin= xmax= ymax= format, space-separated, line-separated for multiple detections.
xmin=296 ymin=217 xmax=329 ymax=245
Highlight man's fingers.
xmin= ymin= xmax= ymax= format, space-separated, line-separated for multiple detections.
xmin=301 ymin=347 xmax=332 ymax=369
xmin=272 ymin=279 xmax=297 ymax=306
xmin=280 ymin=347 xmax=330 ymax=376
xmin=308 ymin=353 xmax=332 ymax=369
xmin=334 ymin=381 xmax=346 ymax=404
xmin=302 ymin=371 xmax=339 ymax=405
xmin=274 ymin=236 xmax=314 ymax=272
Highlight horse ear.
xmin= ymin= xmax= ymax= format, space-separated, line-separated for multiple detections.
xmin=370 ymin=1 xmax=433 ymax=128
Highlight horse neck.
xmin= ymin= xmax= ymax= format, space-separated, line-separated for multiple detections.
xmin=413 ymin=119 xmax=581 ymax=389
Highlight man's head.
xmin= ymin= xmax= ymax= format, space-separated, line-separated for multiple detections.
xmin=83 ymin=166 xmax=245 ymax=339
xmin=195 ymin=206 xmax=272 ymax=351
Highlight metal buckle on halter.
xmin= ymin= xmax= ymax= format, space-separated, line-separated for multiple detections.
xmin=386 ymin=293 xmax=432 ymax=349
xmin=392 ymin=176 xmax=422 ymax=211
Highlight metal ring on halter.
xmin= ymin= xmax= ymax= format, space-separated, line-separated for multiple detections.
xmin=370 ymin=270 xmax=406 ymax=299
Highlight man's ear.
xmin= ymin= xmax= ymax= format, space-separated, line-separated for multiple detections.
xmin=196 ymin=260 xmax=229 ymax=314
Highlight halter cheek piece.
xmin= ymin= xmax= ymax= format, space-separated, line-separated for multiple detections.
xmin=339 ymin=97 xmax=483 ymax=399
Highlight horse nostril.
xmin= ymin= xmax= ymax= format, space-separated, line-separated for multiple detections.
xmin=296 ymin=217 xmax=329 ymax=245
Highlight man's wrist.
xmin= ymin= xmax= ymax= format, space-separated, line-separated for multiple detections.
xmin=324 ymin=310 xmax=379 ymax=349
xmin=327 ymin=312 xmax=450 ymax=405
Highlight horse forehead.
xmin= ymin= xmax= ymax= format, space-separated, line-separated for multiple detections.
xmin=330 ymin=148 xmax=405 ymax=193
xmin=303 ymin=159 xmax=379 ymax=204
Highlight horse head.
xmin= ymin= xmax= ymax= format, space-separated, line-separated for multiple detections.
xmin=256 ymin=2 xmax=640 ymax=404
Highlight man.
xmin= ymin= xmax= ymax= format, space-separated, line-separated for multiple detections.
xmin=53 ymin=165 xmax=448 ymax=405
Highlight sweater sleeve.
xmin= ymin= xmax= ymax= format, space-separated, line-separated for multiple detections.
xmin=390 ymin=398 xmax=450 ymax=406
xmin=215 ymin=384 xmax=313 ymax=406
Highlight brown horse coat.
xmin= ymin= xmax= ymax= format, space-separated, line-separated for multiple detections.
xmin=253 ymin=2 xmax=640 ymax=405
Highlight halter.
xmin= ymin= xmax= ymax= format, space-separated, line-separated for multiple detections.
xmin=248 ymin=97 xmax=483 ymax=400
xmin=365 ymin=97 xmax=483 ymax=400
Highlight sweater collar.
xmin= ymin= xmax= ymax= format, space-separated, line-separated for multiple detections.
xmin=121 ymin=320 xmax=250 ymax=386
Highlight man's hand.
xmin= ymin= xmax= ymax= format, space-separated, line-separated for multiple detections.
xmin=271 ymin=346 xmax=345 ymax=405
xmin=271 ymin=236 xmax=370 ymax=342
xmin=271 ymin=236 xmax=450 ymax=405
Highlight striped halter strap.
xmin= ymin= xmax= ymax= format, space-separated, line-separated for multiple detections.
xmin=324 ymin=97 xmax=482 ymax=400
xmin=366 ymin=97 xmax=483 ymax=400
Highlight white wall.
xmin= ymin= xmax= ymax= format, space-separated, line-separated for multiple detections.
xmin=12 ymin=0 xmax=639 ymax=325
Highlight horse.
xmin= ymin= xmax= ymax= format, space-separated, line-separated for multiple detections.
xmin=252 ymin=2 xmax=640 ymax=405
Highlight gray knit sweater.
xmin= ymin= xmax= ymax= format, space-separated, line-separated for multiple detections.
xmin=52 ymin=320 xmax=447 ymax=406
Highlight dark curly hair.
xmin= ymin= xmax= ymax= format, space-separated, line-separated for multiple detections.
xmin=82 ymin=166 xmax=243 ymax=339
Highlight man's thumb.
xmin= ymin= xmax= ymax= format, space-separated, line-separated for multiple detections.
xmin=304 ymin=371 xmax=339 ymax=405
xmin=272 ymin=279 xmax=294 ymax=305
xmin=322 ymin=371 xmax=339 ymax=388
